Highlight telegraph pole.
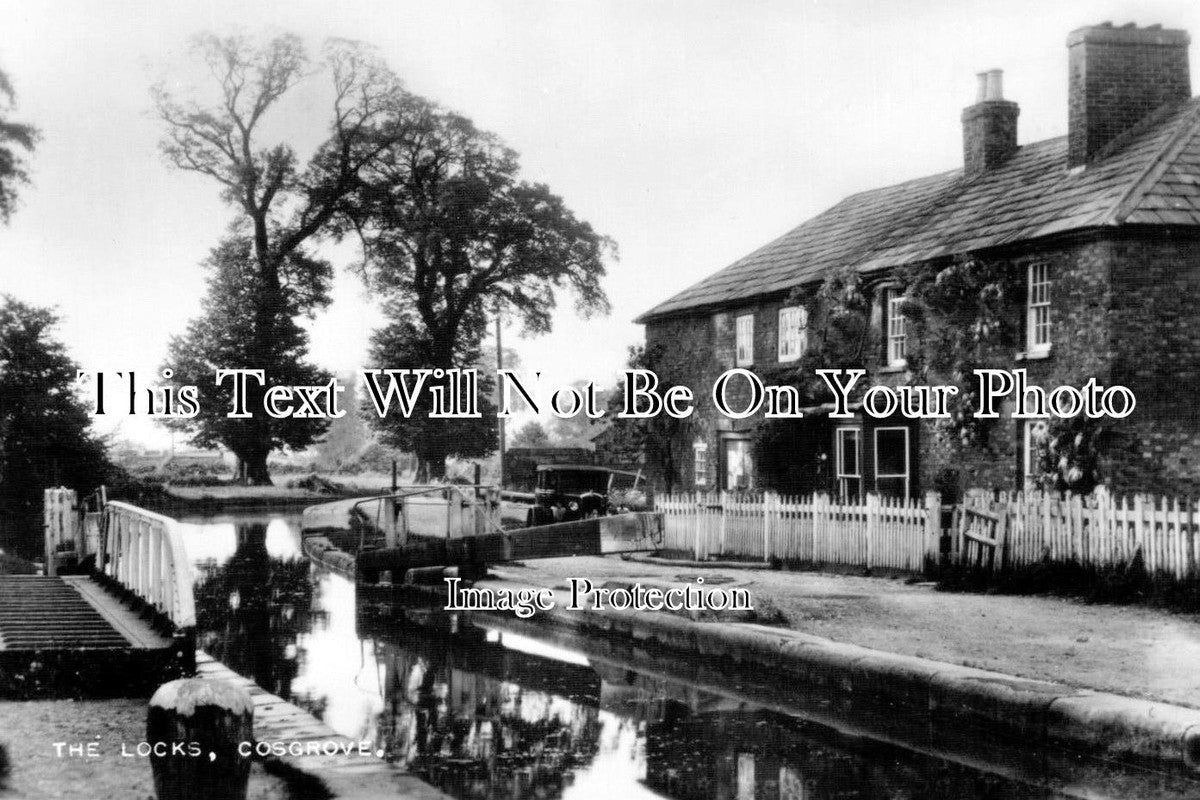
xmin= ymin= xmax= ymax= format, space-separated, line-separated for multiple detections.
xmin=495 ymin=306 xmax=505 ymax=489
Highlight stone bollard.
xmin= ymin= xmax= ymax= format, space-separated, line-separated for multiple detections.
xmin=147 ymin=678 xmax=254 ymax=800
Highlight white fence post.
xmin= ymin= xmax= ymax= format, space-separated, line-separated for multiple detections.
xmin=763 ymin=491 xmax=776 ymax=563
xmin=718 ymin=491 xmax=729 ymax=557
xmin=864 ymin=493 xmax=878 ymax=570
xmin=925 ymin=491 xmax=941 ymax=570
xmin=814 ymin=493 xmax=829 ymax=567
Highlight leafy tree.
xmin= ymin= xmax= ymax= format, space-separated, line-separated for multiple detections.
xmin=338 ymin=101 xmax=613 ymax=478
xmin=363 ymin=309 xmax=497 ymax=480
xmin=153 ymin=33 xmax=402 ymax=483
xmin=541 ymin=381 xmax=605 ymax=447
xmin=600 ymin=344 xmax=692 ymax=492
xmin=163 ymin=237 xmax=333 ymax=483
xmin=510 ymin=420 xmax=549 ymax=448
xmin=0 ymin=296 xmax=109 ymax=556
xmin=310 ymin=372 xmax=372 ymax=471
xmin=0 ymin=65 xmax=38 ymax=224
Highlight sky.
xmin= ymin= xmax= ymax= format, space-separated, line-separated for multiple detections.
xmin=3 ymin=0 xmax=1200 ymax=447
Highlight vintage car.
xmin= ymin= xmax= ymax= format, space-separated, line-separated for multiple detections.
xmin=525 ymin=464 xmax=645 ymax=527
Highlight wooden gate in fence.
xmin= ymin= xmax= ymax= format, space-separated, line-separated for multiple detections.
xmin=958 ymin=489 xmax=1200 ymax=577
xmin=657 ymin=491 xmax=941 ymax=571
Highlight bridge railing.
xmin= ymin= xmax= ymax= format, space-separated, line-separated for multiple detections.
xmin=101 ymin=501 xmax=196 ymax=629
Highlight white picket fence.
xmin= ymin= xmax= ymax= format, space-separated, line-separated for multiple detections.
xmin=961 ymin=489 xmax=1200 ymax=578
xmin=657 ymin=491 xmax=941 ymax=571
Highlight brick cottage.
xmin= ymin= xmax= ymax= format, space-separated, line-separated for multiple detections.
xmin=635 ymin=23 xmax=1200 ymax=500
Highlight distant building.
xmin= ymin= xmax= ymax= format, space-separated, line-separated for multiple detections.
xmin=590 ymin=423 xmax=645 ymax=470
xmin=637 ymin=23 xmax=1200 ymax=498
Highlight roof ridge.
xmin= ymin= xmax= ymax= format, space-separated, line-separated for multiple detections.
xmin=636 ymin=99 xmax=1200 ymax=324
xmin=1104 ymin=100 xmax=1200 ymax=226
xmin=836 ymin=166 xmax=962 ymax=201
xmin=838 ymin=136 xmax=1070 ymax=202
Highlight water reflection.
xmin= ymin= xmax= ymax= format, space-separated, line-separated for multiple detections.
xmin=191 ymin=520 xmax=316 ymax=699
xmin=182 ymin=514 xmax=1200 ymax=800
xmin=290 ymin=572 xmax=386 ymax=741
xmin=371 ymin=619 xmax=611 ymax=798
xmin=178 ymin=515 xmax=302 ymax=564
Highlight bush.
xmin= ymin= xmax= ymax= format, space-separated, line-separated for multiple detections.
xmin=286 ymin=474 xmax=347 ymax=494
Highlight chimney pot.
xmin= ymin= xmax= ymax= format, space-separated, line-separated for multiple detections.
xmin=975 ymin=72 xmax=989 ymax=103
xmin=986 ymin=69 xmax=1004 ymax=100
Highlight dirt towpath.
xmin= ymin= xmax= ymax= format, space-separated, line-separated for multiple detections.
xmin=495 ymin=556 xmax=1200 ymax=709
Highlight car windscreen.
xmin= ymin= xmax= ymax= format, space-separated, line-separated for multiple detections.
xmin=539 ymin=470 xmax=610 ymax=494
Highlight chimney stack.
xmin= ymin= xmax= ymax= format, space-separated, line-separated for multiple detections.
xmin=962 ymin=69 xmax=1019 ymax=177
xmin=1067 ymin=22 xmax=1191 ymax=167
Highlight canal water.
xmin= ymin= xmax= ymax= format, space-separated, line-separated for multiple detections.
xmin=177 ymin=511 xmax=1200 ymax=800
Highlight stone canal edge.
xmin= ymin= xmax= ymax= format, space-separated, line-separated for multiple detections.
xmin=470 ymin=576 xmax=1200 ymax=772
xmin=302 ymin=532 xmax=1200 ymax=772
xmin=195 ymin=651 xmax=451 ymax=800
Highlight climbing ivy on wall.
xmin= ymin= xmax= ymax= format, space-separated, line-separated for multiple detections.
xmin=757 ymin=264 xmax=877 ymax=398
xmin=1033 ymin=416 xmax=1106 ymax=494
xmin=904 ymin=254 xmax=1113 ymax=492
xmin=753 ymin=266 xmax=876 ymax=492
xmin=755 ymin=254 xmax=1108 ymax=493
xmin=897 ymin=254 xmax=1025 ymax=448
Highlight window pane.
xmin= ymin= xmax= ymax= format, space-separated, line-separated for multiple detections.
xmin=839 ymin=477 xmax=861 ymax=501
xmin=1027 ymin=263 xmax=1051 ymax=351
xmin=837 ymin=430 xmax=858 ymax=476
xmin=736 ymin=314 xmax=755 ymax=365
xmin=725 ymin=439 xmax=755 ymax=491
xmin=876 ymin=476 xmax=907 ymax=498
xmin=778 ymin=306 xmax=807 ymax=362
xmin=884 ymin=289 xmax=906 ymax=364
xmin=875 ymin=428 xmax=908 ymax=475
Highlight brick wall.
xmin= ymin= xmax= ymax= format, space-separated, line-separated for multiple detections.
xmin=645 ymin=296 xmax=798 ymax=493
xmin=962 ymin=101 xmax=1019 ymax=176
xmin=871 ymin=239 xmax=1114 ymax=498
xmin=1104 ymin=233 xmax=1200 ymax=494
xmin=1068 ymin=24 xmax=1191 ymax=166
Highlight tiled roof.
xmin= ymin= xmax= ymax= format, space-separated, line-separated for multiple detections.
xmin=637 ymin=99 xmax=1200 ymax=323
